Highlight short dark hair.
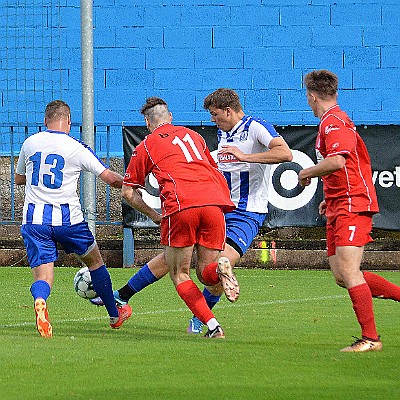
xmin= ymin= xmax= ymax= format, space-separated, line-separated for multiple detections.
xmin=45 ymin=100 xmax=70 ymax=122
xmin=304 ymin=70 xmax=338 ymax=99
xmin=203 ymin=88 xmax=243 ymax=112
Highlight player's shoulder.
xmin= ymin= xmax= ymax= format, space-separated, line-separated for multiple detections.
xmin=247 ymin=115 xmax=279 ymax=136
xmin=321 ymin=110 xmax=354 ymax=135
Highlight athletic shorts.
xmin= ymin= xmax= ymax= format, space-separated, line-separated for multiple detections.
xmin=21 ymin=221 xmax=95 ymax=268
xmin=326 ymin=211 xmax=374 ymax=257
xmin=225 ymin=209 xmax=266 ymax=257
xmin=160 ymin=206 xmax=226 ymax=249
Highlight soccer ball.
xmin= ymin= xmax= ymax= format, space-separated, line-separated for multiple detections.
xmin=73 ymin=266 xmax=97 ymax=299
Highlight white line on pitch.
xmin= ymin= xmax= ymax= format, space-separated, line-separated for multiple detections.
xmin=1 ymin=294 xmax=347 ymax=328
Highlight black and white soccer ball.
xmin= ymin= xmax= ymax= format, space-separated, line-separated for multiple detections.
xmin=73 ymin=266 xmax=97 ymax=300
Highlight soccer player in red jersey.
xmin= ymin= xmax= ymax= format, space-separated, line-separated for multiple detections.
xmin=299 ymin=70 xmax=400 ymax=352
xmin=121 ymin=97 xmax=238 ymax=338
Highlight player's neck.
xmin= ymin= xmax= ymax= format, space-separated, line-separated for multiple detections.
xmin=46 ymin=122 xmax=70 ymax=134
xmin=318 ymin=101 xmax=338 ymax=119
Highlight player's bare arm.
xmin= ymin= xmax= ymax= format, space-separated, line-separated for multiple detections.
xmin=99 ymin=169 xmax=124 ymax=188
xmin=14 ymin=173 xmax=26 ymax=185
xmin=121 ymin=184 xmax=162 ymax=225
xmin=220 ymin=137 xmax=292 ymax=164
xmin=298 ymin=154 xmax=346 ymax=186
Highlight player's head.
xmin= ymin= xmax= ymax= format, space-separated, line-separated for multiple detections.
xmin=304 ymin=70 xmax=338 ymax=99
xmin=44 ymin=100 xmax=71 ymax=132
xmin=203 ymin=88 xmax=242 ymax=112
xmin=203 ymin=89 xmax=244 ymax=132
xmin=304 ymin=70 xmax=338 ymax=117
xmin=140 ymin=97 xmax=172 ymax=132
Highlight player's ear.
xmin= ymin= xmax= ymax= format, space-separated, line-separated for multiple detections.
xmin=144 ymin=117 xmax=151 ymax=130
xmin=44 ymin=117 xmax=48 ymax=127
xmin=169 ymin=112 xmax=173 ymax=123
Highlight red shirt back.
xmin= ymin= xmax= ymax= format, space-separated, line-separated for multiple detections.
xmin=316 ymin=105 xmax=379 ymax=213
xmin=123 ymin=124 xmax=235 ymax=217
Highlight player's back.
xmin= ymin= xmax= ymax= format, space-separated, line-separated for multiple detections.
xmin=141 ymin=124 xmax=234 ymax=216
xmin=18 ymin=130 xmax=106 ymax=225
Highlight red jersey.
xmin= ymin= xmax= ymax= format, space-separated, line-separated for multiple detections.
xmin=316 ymin=105 xmax=379 ymax=214
xmin=123 ymin=123 xmax=235 ymax=217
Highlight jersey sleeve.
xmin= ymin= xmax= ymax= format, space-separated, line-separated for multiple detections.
xmin=123 ymin=141 xmax=152 ymax=187
xmin=16 ymin=144 xmax=27 ymax=175
xmin=74 ymin=141 xmax=108 ymax=176
xmin=252 ymin=119 xmax=280 ymax=148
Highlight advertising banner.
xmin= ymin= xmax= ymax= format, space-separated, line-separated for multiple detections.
xmin=122 ymin=125 xmax=400 ymax=230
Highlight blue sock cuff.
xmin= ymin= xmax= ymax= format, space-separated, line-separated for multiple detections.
xmin=89 ymin=264 xmax=108 ymax=280
xmin=203 ymin=287 xmax=221 ymax=309
xmin=128 ymin=264 xmax=159 ymax=293
xmin=30 ymin=280 xmax=51 ymax=301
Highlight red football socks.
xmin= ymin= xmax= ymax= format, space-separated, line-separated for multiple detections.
xmin=201 ymin=262 xmax=219 ymax=285
xmin=363 ymin=271 xmax=400 ymax=301
xmin=348 ymin=283 xmax=379 ymax=341
xmin=176 ymin=280 xmax=214 ymax=324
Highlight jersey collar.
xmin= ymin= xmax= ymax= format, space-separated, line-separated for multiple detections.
xmin=45 ymin=129 xmax=68 ymax=135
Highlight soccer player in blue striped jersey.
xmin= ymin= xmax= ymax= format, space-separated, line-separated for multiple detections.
xmin=15 ymin=100 xmax=132 ymax=337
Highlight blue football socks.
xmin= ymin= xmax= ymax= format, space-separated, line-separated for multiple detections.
xmin=128 ymin=263 xmax=159 ymax=293
xmin=30 ymin=280 xmax=51 ymax=301
xmin=203 ymin=287 xmax=221 ymax=310
xmin=90 ymin=265 xmax=119 ymax=318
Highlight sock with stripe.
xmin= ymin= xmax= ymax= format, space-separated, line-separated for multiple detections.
xmin=90 ymin=265 xmax=119 ymax=318
xmin=363 ymin=271 xmax=400 ymax=301
xmin=348 ymin=283 xmax=379 ymax=341
xmin=176 ymin=280 xmax=214 ymax=324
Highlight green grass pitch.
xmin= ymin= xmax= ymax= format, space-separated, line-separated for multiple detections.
xmin=1 ymin=267 xmax=399 ymax=399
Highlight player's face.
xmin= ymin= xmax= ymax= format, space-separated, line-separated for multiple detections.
xmin=208 ymin=107 xmax=235 ymax=132
xmin=306 ymin=91 xmax=318 ymax=117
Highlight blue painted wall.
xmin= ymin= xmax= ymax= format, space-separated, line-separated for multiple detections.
xmin=1 ymin=0 xmax=400 ymax=133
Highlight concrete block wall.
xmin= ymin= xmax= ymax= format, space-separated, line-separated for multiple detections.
xmin=1 ymin=1 xmax=400 ymax=151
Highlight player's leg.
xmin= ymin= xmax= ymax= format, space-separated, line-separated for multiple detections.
xmin=188 ymin=210 xmax=261 ymax=333
xmin=362 ymin=271 xmax=400 ymax=301
xmin=327 ymin=212 xmax=382 ymax=352
xmin=21 ymin=224 xmax=56 ymax=338
xmin=56 ymin=222 xmax=131 ymax=329
xmin=163 ymin=208 xmax=225 ymax=338
xmin=115 ymin=252 xmax=169 ymax=303
xmin=31 ymin=262 xmax=54 ymax=338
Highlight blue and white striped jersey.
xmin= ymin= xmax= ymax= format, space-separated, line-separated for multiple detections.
xmin=217 ymin=115 xmax=280 ymax=213
xmin=16 ymin=130 xmax=107 ymax=226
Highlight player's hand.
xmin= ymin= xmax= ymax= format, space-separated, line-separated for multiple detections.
xmin=151 ymin=213 xmax=162 ymax=226
xmin=220 ymin=145 xmax=245 ymax=161
xmin=298 ymin=170 xmax=311 ymax=186
xmin=318 ymin=200 xmax=327 ymax=216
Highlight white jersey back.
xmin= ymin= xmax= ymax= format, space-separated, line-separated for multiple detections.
xmin=16 ymin=130 xmax=107 ymax=226
xmin=217 ymin=115 xmax=280 ymax=213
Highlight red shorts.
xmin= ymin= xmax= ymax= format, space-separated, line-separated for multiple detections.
xmin=160 ymin=206 xmax=226 ymax=249
xmin=326 ymin=210 xmax=374 ymax=257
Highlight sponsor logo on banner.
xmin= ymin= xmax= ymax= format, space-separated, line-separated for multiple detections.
xmin=268 ymin=150 xmax=318 ymax=211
